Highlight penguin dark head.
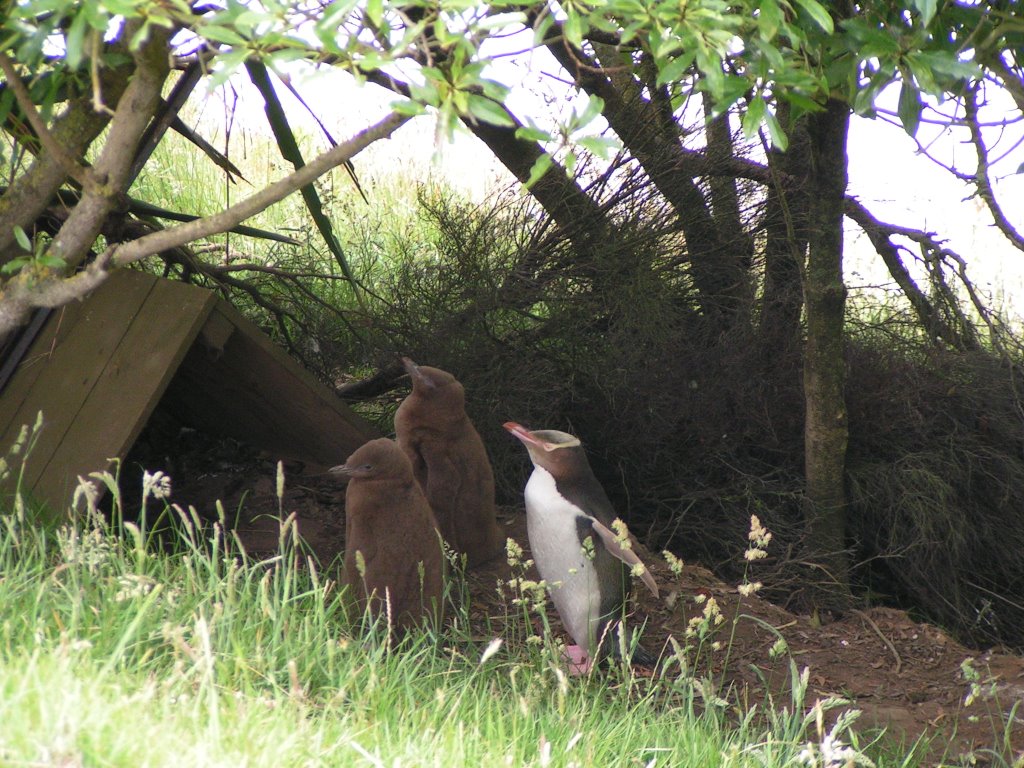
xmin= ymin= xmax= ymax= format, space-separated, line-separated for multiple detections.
xmin=503 ymin=422 xmax=590 ymax=479
xmin=401 ymin=357 xmax=466 ymax=415
xmin=330 ymin=438 xmax=413 ymax=482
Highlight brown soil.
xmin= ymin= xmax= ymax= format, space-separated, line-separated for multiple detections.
xmin=143 ymin=439 xmax=1024 ymax=765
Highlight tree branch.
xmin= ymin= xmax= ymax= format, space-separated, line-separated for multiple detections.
xmin=843 ymin=197 xmax=980 ymax=350
xmin=0 ymin=51 xmax=96 ymax=191
xmin=0 ymin=57 xmax=135 ymax=262
xmin=982 ymin=53 xmax=1024 ymax=115
xmin=552 ymin=34 xmax=750 ymax=326
xmin=964 ymin=85 xmax=1024 ymax=253
xmin=0 ymin=111 xmax=410 ymax=335
xmin=50 ymin=25 xmax=173 ymax=271
xmin=108 ymin=111 xmax=408 ymax=267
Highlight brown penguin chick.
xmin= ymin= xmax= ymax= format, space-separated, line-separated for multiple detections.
xmin=393 ymin=358 xmax=505 ymax=568
xmin=332 ymin=438 xmax=445 ymax=632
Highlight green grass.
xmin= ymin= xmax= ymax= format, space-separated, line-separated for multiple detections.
xmin=0 ymin=458 xmax=920 ymax=768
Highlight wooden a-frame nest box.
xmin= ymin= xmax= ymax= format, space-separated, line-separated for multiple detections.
xmin=0 ymin=268 xmax=379 ymax=512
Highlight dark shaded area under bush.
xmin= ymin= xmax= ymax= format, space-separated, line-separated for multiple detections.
xmin=241 ymin=182 xmax=1024 ymax=652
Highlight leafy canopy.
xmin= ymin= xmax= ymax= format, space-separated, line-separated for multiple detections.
xmin=1 ymin=0 xmax=993 ymax=157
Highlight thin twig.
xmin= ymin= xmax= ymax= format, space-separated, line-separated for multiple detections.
xmin=851 ymin=608 xmax=902 ymax=675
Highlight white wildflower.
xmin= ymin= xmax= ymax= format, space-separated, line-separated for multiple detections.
xmin=56 ymin=525 xmax=111 ymax=574
xmin=738 ymin=581 xmax=763 ymax=596
xmin=662 ymin=549 xmax=685 ymax=575
xmin=142 ymin=470 xmax=172 ymax=500
xmin=479 ymin=638 xmax=503 ymax=665
xmin=115 ymin=573 xmax=157 ymax=602
xmin=796 ymin=730 xmax=874 ymax=768
xmin=748 ymin=514 xmax=773 ymax=547
xmin=72 ymin=476 xmax=100 ymax=514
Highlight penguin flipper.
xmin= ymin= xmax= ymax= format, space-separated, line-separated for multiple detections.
xmin=590 ymin=518 xmax=660 ymax=598
xmin=629 ymin=641 xmax=659 ymax=669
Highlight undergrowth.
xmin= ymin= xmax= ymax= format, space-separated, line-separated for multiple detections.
xmin=0 ymin=426 xmax=934 ymax=768
xmin=275 ymin=181 xmax=1024 ymax=655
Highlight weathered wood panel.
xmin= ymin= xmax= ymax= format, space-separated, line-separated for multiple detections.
xmin=0 ymin=302 xmax=87 ymax=444
xmin=1 ymin=271 xmax=157 ymax=502
xmin=162 ymin=302 xmax=378 ymax=469
xmin=34 ymin=273 xmax=217 ymax=505
xmin=0 ymin=267 xmax=379 ymax=513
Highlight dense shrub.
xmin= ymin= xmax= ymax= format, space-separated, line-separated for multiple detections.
xmin=217 ymin=177 xmax=1024 ymax=651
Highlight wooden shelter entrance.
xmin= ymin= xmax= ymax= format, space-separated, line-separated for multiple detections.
xmin=0 ymin=268 xmax=377 ymax=513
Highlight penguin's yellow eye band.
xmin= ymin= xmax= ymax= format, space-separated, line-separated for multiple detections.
xmin=530 ymin=430 xmax=582 ymax=449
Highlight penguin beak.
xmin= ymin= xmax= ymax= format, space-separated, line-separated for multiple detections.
xmin=402 ymin=356 xmax=433 ymax=389
xmin=503 ymin=421 xmax=547 ymax=449
xmin=329 ymin=464 xmax=365 ymax=478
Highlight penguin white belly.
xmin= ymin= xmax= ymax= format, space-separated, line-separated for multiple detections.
xmin=524 ymin=467 xmax=603 ymax=651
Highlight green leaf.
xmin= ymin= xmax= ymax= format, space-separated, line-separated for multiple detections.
xmin=37 ymin=254 xmax=67 ymax=270
xmin=897 ymin=80 xmax=922 ymax=136
xmin=707 ymin=76 xmax=750 ymax=118
xmin=912 ymin=0 xmax=938 ymax=26
xmin=576 ymin=135 xmax=620 ymax=158
xmin=0 ymin=257 xmax=29 ymax=275
xmin=515 ymin=124 xmax=551 ymax=143
xmin=656 ymin=51 xmax=695 ymax=87
xmin=199 ymin=23 xmax=249 ymax=46
xmin=757 ymin=0 xmax=783 ymax=40
xmin=741 ymin=96 xmax=766 ymax=139
xmin=208 ymin=48 xmax=251 ymax=88
xmin=390 ymin=99 xmax=427 ymax=117
xmin=763 ymin=107 xmax=788 ymax=151
xmin=563 ymin=12 xmax=584 ymax=48
xmin=524 ymin=153 xmax=553 ymax=190
xmin=532 ymin=14 xmax=554 ymax=48
xmin=466 ymin=95 xmax=515 ymax=127
xmin=792 ymin=0 xmax=834 ymax=34
xmin=65 ymin=10 xmax=88 ymax=69
xmin=365 ymin=0 xmax=383 ymax=27
xmin=911 ymin=51 xmax=978 ymax=82
xmin=12 ymin=225 xmax=31 ymax=252
xmin=476 ymin=12 xmax=528 ymax=31
xmin=783 ymin=91 xmax=825 ymax=116
xmin=577 ymin=95 xmax=605 ymax=128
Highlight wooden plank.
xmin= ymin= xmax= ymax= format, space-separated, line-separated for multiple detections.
xmin=34 ymin=273 xmax=217 ymax=509
xmin=197 ymin=307 xmax=235 ymax=354
xmin=0 ymin=270 xmax=158 ymax=503
xmin=162 ymin=302 xmax=378 ymax=469
xmin=0 ymin=301 xmax=86 ymax=440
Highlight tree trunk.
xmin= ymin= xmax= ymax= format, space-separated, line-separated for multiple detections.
xmin=760 ymin=104 xmax=809 ymax=359
xmin=802 ymin=98 xmax=852 ymax=611
xmin=466 ymin=120 xmax=612 ymax=260
xmin=548 ymin=40 xmax=751 ymax=331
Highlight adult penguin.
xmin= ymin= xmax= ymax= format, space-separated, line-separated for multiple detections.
xmin=332 ymin=438 xmax=445 ymax=632
xmin=504 ymin=422 xmax=659 ymax=672
xmin=394 ymin=358 xmax=505 ymax=567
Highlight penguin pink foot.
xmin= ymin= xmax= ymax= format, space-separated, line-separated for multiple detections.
xmin=563 ymin=645 xmax=592 ymax=675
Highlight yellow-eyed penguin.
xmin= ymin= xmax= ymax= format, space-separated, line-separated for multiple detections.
xmin=332 ymin=438 xmax=445 ymax=632
xmin=503 ymin=422 xmax=659 ymax=672
xmin=394 ymin=358 xmax=505 ymax=567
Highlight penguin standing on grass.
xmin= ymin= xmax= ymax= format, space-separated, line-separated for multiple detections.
xmin=503 ymin=422 xmax=659 ymax=672
xmin=332 ymin=438 xmax=445 ymax=633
